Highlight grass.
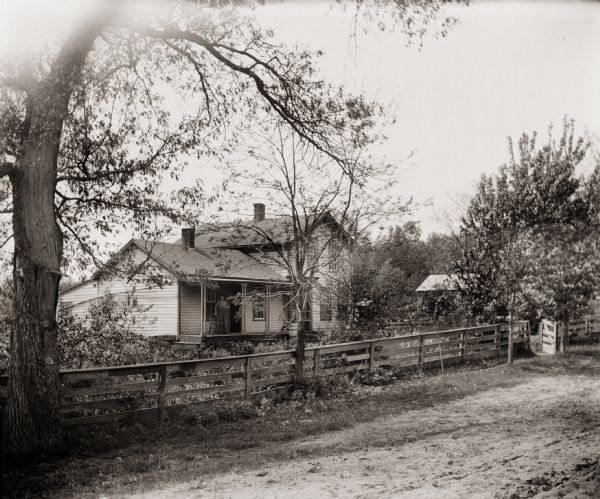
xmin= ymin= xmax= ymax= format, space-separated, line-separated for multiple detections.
xmin=3 ymin=345 xmax=600 ymax=498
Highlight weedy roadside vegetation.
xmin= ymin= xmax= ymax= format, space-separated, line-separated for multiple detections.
xmin=4 ymin=346 xmax=599 ymax=499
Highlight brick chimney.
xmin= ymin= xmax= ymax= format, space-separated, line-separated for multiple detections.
xmin=181 ymin=227 xmax=195 ymax=249
xmin=253 ymin=203 xmax=265 ymax=222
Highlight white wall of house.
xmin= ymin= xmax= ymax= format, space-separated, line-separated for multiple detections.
xmin=60 ymin=279 xmax=178 ymax=337
xmin=243 ymin=288 xmax=286 ymax=334
xmin=310 ymin=284 xmax=337 ymax=333
xmin=59 ymin=246 xmax=179 ymax=337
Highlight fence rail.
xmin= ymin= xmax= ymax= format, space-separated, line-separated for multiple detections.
xmin=566 ymin=315 xmax=600 ymax=338
xmin=0 ymin=322 xmax=530 ymax=427
xmin=539 ymin=315 xmax=600 ymax=354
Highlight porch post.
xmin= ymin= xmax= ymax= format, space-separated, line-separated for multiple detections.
xmin=241 ymin=283 xmax=248 ymax=334
xmin=200 ymin=280 xmax=206 ymax=337
xmin=265 ymin=285 xmax=271 ymax=334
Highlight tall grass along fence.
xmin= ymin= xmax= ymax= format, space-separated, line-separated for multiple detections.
xmin=0 ymin=322 xmax=529 ymax=427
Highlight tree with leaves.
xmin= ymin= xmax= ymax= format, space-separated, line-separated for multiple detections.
xmin=523 ymin=223 xmax=599 ymax=352
xmin=0 ymin=0 xmax=465 ymax=453
xmin=330 ymin=223 xmax=463 ymax=334
xmin=456 ymin=119 xmax=592 ymax=361
xmin=213 ymin=121 xmax=407 ymax=379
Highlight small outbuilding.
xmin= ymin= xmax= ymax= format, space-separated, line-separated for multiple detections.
xmin=415 ymin=274 xmax=460 ymax=294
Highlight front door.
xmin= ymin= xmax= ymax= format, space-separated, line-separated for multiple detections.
xmin=230 ymin=301 xmax=241 ymax=333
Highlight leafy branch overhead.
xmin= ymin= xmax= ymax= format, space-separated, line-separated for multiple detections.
xmin=0 ymin=2 xmax=397 ymax=271
xmin=455 ymin=119 xmax=600 ymax=329
xmin=0 ymin=0 xmax=467 ymax=454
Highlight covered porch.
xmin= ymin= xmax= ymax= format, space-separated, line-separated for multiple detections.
xmin=178 ymin=279 xmax=294 ymax=342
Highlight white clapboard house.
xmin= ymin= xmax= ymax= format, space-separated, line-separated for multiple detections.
xmin=60 ymin=204 xmax=344 ymax=343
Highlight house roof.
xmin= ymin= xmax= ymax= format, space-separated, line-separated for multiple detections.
xmin=415 ymin=274 xmax=460 ymax=292
xmin=72 ymin=212 xmax=344 ymax=289
xmin=186 ymin=212 xmax=343 ymax=248
xmin=129 ymin=239 xmax=284 ymax=282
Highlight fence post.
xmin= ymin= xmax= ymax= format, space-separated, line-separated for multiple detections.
xmin=460 ymin=329 xmax=466 ymax=362
xmin=245 ymin=357 xmax=253 ymax=400
xmin=157 ymin=365 xmax=167 ymax=424
xmin=494 ymin=324 xmax=500 ymax=357
xmin=418 ymin=334 xmax=424 ymax=365
xmin=586 ymin=316 xmax=591 ymax=337
xmin=369 ymin=341 xmax=375 ymax=371
xmin=313 ymin=348 xmax=321 ymax=374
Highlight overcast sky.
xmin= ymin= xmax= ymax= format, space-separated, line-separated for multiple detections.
xmin=251 ymin=0 xmax=600 ymax=234
xmin=1 ymin=0 xmax=599 ymax=242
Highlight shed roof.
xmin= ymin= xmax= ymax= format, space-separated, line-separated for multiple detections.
xmin=415 ymin=274 xmax=460 ymax=292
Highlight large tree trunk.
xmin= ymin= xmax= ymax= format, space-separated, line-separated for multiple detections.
xmin=6 ymin=165 xmax=64 ymax=453
xmin=3 ymin=20 xmax=101 ymax=454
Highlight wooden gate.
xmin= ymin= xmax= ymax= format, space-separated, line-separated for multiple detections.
xmin=540 ymin=319 xmax=558 ymax=354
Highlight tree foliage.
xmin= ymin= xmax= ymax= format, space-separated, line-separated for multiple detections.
xmin=455 ymin=119 xmax=598 ymax=337
xmin=213 ymin=120 xmax=409 ymax=377
xmin=57 ymin=291 xmax=154 ymax=369
xmin=0 ymin=0 xmax=465 ymax=453
xmin=335 ymin=222 xmax=463 ymax=331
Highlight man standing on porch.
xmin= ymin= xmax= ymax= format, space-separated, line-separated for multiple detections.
xmin=216 ymin=296 xmax=230 ymax=334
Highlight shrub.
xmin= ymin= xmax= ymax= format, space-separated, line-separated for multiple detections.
xmin=179 ymin=405 xmax=202 ymax=426
xmin=354 ymin=367 xmax=399 ymax=386
xmin=291 ymin=374 xmax=352 ymax=400
xmin=57 ymin=291 xmax=157 ymax=369
xmin=178 ymin=400 xmax=259 ymax=426
xmin=57 ymin=292 xmax=205 ymax=369
xmin=196 ymin=345 xmax=232 ymax=359
xmin=199 ymin=411 xmax=219 ymax=426
xmin=255 ymin=339 xmax=296 ymax=353
xmin=214 ymin=400 xmax=259 ymax=422
xmin=224 ymin=341 xmax=255 ymax=356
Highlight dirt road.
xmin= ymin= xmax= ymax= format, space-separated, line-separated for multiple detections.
xmin=129 ymin=369 xmax=600 ymax=498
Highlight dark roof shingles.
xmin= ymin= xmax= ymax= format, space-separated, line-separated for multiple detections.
xmin=133 ymin=239 xmax=284 ymax=282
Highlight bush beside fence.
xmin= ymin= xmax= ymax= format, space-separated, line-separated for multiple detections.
xmin=0 ymin=322 xmax=530 ymax=427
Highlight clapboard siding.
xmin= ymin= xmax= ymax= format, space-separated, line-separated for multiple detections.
xmin=243 ymin=290 xmax=286 ymax=334
xmin=60 ymin=246 xmax=178 ymax=337
xmin=60 ymin=281 xmax=101 ymax=313
xmin=311 ymin=285 xmax=336 ymax=333
xmin=61 ymin=279 xmax=178 ymax=337
xmin=129 ymin=284 xmax=178 ymax=336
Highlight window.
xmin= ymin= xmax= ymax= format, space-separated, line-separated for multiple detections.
xmin=307 ymin=240 xmax=320 ymax=269
xmin=320 ymin=290 xmax=333 ymax=322
xmin=253 ymin=294 xmax=265 ymax=321
xmin=327 ymin=238 xmax=340 ymax=271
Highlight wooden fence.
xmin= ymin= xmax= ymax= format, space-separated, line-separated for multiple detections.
xmin=0 ymin=322 xmax=529 ymax=427
xmin=539 ymin=315 xmax=600 ymax=354
xmin=566 ymin=315 xmax=600 ymax=338
xmin=540 ymin=319 xmax=558 ymax=354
